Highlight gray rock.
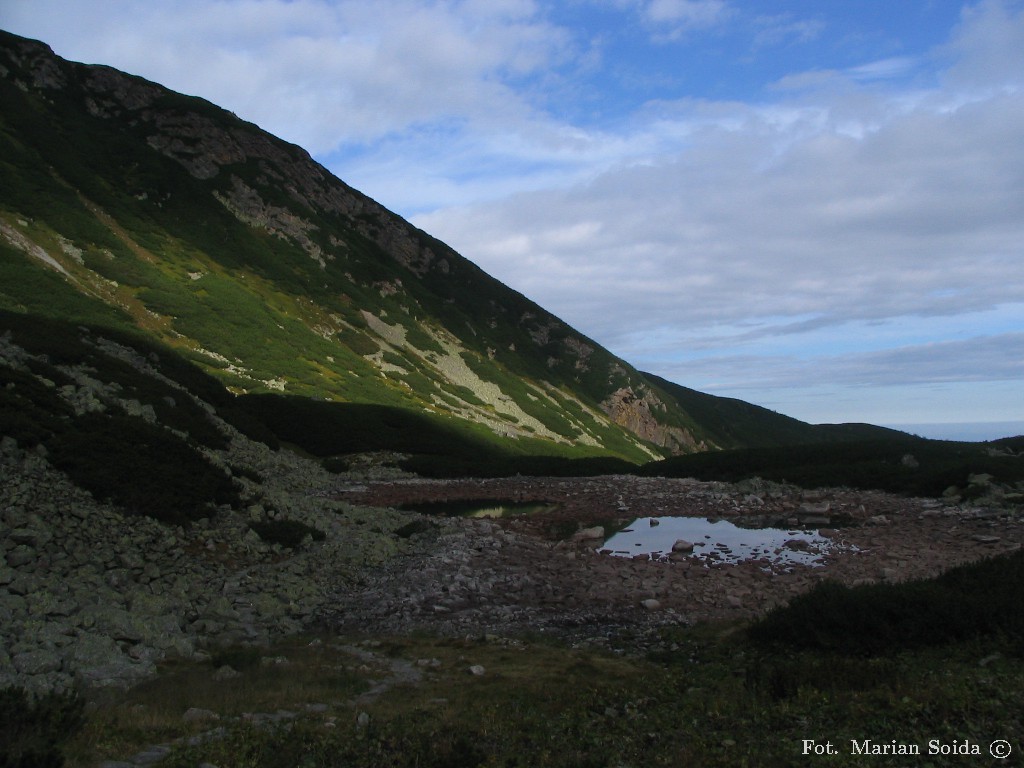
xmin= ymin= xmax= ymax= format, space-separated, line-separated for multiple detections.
xmin=6 ymin=545 xmax=36 ymax=568
xmin=9 ymin=527 xmax=52 ymax=547
xmin=6 ymin=573 xmax=38 ymax=596
xmin=78 ymin=606 xmax=145 ymax=643
xmin=13 ymin=649 xmax=62 ymax=675
xmin=182 ymin=707 xmax=220 ymax=723
xmin=971 ymin=534 xmax=1001 ymax=544
xmin=799 ymin=501 xmax=831 ymax=514
xmin=571 ymin=526 xmax=605 ymax=542
xmin=71 ymin=632 xmax=155 ymax=687
xmin=212 ymin=665 xmax=240 ymax=681
xmin=129 ymin=745 xmax=171 ymax=765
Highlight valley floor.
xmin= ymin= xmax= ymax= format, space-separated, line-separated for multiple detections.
xmin=324 ymin=475 xmax=1024 ymax=649
xmin=64 ymin=474 xmax=1024 ymax=767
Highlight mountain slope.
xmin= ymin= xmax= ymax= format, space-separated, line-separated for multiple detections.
xmin=643 ymin=372 xmax=907 ymax=449
xmin=0 ymin=29 xmax=731 ymax=461
xmin=0 ymin=30 xmax=899 ymax=462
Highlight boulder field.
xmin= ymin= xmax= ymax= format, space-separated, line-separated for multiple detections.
xmin=3 ymin=445 xmax=1022 ymax=692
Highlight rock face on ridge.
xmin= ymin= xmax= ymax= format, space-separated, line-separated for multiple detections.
xmin=601 ymin=386 xmax=704 ymax=453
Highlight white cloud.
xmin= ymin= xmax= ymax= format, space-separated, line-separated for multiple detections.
xmin=751 ymin=14 xmax=824 ymax=49
xmin=412 ymin=1 xmax=1024 ymax=416
xmin=942 ymin=0 xmax=1024 ymax=90
xmin=644 ymin=0 xmax=732 ymax=28
xmin=846 ymin=56 xmax=917 ymax=81
xmin=418 ymin=79 xmax=1024 ymax=341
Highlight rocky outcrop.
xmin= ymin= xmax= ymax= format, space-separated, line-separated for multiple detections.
xmin=601 ymin=386 xmax=705 ymax=454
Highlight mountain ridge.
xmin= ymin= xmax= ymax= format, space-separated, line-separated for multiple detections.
xmin=0 ymin=29 xmax=900 ymax=461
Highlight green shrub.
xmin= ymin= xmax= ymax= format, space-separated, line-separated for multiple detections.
xmin=336 ymin=328 xmax=379 ymax=356
xmin=235 ymin=395 xmax=498 ymax=459
xmin=208 ymin=644 xmax=264 ymax=672
xmin=0 ymin=686 xmax=84 ymax=768
xmin=745 ymin=651 xmax=906 ymax=701
xmin=749 ymin=550 xmax=1024 ymax=656
xmin=249 ymin=519 xmax=325 ymax=549
xmin=47 ymin=412 xmax=238 ymax=526
xmin=394 ymin=519 xmax=438 ymax=539
xmin=642 ymin=437 xmax=1024 ymax=498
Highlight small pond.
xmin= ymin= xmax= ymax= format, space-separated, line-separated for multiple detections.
xmin=399 ymin=499 xmax=559 ymax=519
xmin=601 ymin=516 xmax=840 ymax=567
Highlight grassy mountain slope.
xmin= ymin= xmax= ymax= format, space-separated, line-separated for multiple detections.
xmin=0 ymin=29 xmax=731 ymax=461
xmin=1 ymin=30 xmax=922 ymax=464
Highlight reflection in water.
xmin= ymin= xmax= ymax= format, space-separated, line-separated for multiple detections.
xmin=601 ymin=516 xmax=845 ymax=567
xmin=399 ymin=500 xmax=558 ymax=519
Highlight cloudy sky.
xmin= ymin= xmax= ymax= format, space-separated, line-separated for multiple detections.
xmin=3 ymin=0 xmax=1023 ymax=439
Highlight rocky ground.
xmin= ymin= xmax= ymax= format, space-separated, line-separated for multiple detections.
xmin=4 ymin=433 xmax=1023 ymax=694
xmin=0 ymin=435 xmax=411 ymax=694
xmin=322 ymin=475 xmax=1024 ymax=650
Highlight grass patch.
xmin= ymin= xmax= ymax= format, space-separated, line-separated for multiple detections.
xmin=67 ymin=636 xmax=370 ymax=766
xmin=65 ymin=625 xmax=1024 ymax=768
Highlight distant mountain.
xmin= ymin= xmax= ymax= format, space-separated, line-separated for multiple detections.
xmin=0 ymin=29 xmax=902 ymax=465
xmin=644 ymin=373 xmax=907 ymax=449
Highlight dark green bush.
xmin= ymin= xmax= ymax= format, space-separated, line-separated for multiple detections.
xmin=749 ymin=550 xmax=1024 ymax=656
xmin=400 ymin=453 xmax=636 ymax=479
xmin=208 ymin=644 xmax=264 ymax=672
xmin=47 ymin=412 xmax=238 ymax=526
xmin=642 ymin=437 xmax=1024 ymax=498
xmin=249 ymin=519 xmax=326 ymax=549
xmin=0 ymin=686 xmax=84 ymax=768
xmin=745 ymin=654 xmax=904 ymax=701
xmin=394 ymin=519 xmax=439 ymax=539
xmin=234 ymin=395 xmax=496 ymax=459
xmin=0 ymin=365 xmax=73 ymax=447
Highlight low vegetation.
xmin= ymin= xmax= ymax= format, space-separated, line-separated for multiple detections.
xmin=642 ymin=437 xmax=1024 ymax=500
xmin=0 ymin=312 xmax=241 ymax=525
xmin=749 ymin=549 xmax=1024 ymax=656
xmin=0 ymin=551 xmax=1000 ymax=766
xmin=0 ymin=687 xmax=84 ymax=768
xmin=249 ymin=519 xmax=326 ymax=549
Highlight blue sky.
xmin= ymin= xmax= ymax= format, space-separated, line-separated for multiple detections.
xmin=3 ymin=0 xmax=1023 ymax=439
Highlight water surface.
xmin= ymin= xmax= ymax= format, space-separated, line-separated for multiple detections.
xmin=399 ymin=499 xmax=558 ymax=519
xmin=601 ymin=516 xmax=839 ymax=567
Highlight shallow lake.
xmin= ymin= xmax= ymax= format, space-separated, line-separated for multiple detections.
xmin=399 ymin=499 xmax=559 ymax=519
xmin=601 ymin=516 xmax=839 ymax=567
